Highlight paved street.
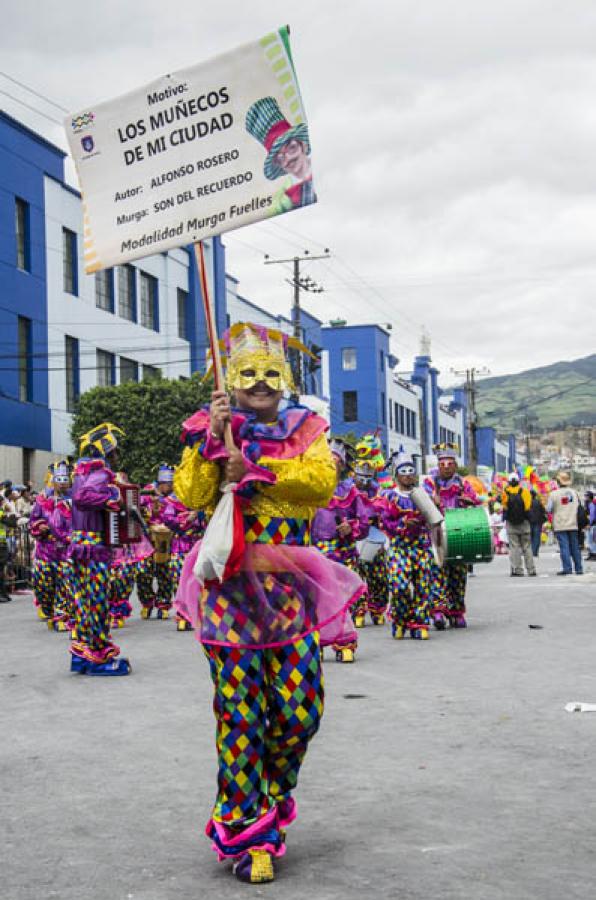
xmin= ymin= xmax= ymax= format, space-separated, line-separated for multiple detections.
xmin=2 ymin=550 xmax=596 ymax=900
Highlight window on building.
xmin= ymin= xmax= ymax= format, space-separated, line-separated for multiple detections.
xmin=177 ymin=288 xmax=189 ymax=340
xmin=140 ymin=271 xmax=159 ymax=331
xmin=342 ymin=347 xmax=357 ymax=371
xmin=62 ymin=227 xmax=78 ymax=295
xmin=388 ymin=399 xmax=393 ymax=430
xmin=381 ymin=391 xmax=386 ymax=425
xmin=95 ymin=269 xmax=114 ymax=312
xmin=394 ymin=402 xmax=399 ymax=433
xmin=343 ymin=390 xmax=358 ymax=422
xmin=118 ymin=265 xmax=136 ymax=321
xmin=18 ymin=316 xmax=32 ymax=402
xmin=379 ymin=349 xmax=384 ymax=372
xmin=97 ymin=349 xmax=116 ymax=387
xmin=15 ymin=198 xmax=30 ymax=271
xmin=120 ymin=357 xmax=139 ymax=383
xmin=142 ymin=364 xmax=161 ymax=381
xmin=65 ymin=336 xmax=80 ymax=412
xmin=22 ymin=448 xmax=34 ymax=484
xmin=399 ymin=404 xmax=405 ymax=435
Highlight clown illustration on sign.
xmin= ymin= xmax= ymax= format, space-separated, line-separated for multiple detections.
xmin=246 ymin=96 xmax=316 ymax=215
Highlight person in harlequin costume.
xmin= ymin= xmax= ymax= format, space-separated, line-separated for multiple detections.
xmin=29 ymin=460 xmax=74 ymax=631
xmin=379 ymin=448 xmax=437 ymax=640
xmin=68 ymin=423 xmax=131 ymax=675
xmin=173 ymin=323 xmax=365 ymax=885
xmin=108 ymin=470 xmax=154 ymax=629
xmin=159 ymin=470 xmax=207 ymax=632
xmin=351 ymin=448 xmax=390 ymax=627
xmin=423 ymin=443 xmax=480 ymax=629
xmin=311 ymin=439 xmax=368 ymax=662
xmin=137 ymin=465 xmax=176 ymax=620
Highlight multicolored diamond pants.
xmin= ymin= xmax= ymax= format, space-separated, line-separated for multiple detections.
xmin=430 ymin=561 xmax=468 ymax=616
xmin=136 ymin=557 xmax=172 ymax=610
xmin=32 ymin=559 xmax=74 ymax=625
xmin=357 ymin=549 xmax=388 ymax=616
xmin=109 ymin=562 xmax=135 ymax=621
xmin=203 ymin=631 xmax=324 ymax=856
xmin=168 ymin=552 xmax=189 ymax=623
xmin=70 ymin=560 xmax=119 ymax=664
xmin=386 ymin=535 xmax=432 ymax=629
xmin=315 ymin=538 xmax=361 ymax=650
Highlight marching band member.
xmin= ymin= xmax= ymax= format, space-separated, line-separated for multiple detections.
xmin=173 ymin=323 xmax=364 ymax=884
xmin=29 ymin=461 xmax=73 ymax=631
xmin=68 ymin=423 xmax=131 ymax=676
xmin=160 ymin=486 xmax=206 ymax=632
xmin=311 ymin=438 xmax=368 ymax=662
xmin=380 ymin=449 xmax=435 ymax=640
xmin=351 ymin=457 xmax=389 ymax=626
xmin=137 ymin=465 xmax=175 ymax=620
xmin=108 ymin=470 xmax=153 ymax=628
xmin=423 ymin=443 xmax=480 ymax=629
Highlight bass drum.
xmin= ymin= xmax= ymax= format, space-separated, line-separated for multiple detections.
xmin=435 ymin=507 xmax=494 ymax=566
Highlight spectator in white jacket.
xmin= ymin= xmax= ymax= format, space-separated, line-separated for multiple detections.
xmin=547 ymin=472 xmax=583 ymax=576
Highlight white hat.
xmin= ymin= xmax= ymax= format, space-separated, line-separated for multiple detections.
xmin=507 ymin=472 xmax=519 ymax=484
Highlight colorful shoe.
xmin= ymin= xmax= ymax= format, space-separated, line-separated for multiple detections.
xmin=450 ymin=614 xmax=467 ymax=629
xmin=37 ymin=607 xmax=49 ymax=621
xmin=371 ymin=614 xmax=385 ymax=626
xmin=156 ymin=608 xmax=170 ymax=620
xmin=432 ymin=614 xmax=446 ymax=631
xmin=410 ymin=627 xmax=429 ymax=640
xmin=335 ymin=647 xmax=355 ymax=663
xmin=233 ymin=849 xmax=274 ymax=884
xmin=353 ymin=613 xmax=366 ymax=628
xmin=70 ymin=655 xmax=132 ymax=676
xmin=140 ymin=607 xmax=153 ymax=619
xmin=54 ymin=620 xmax=69 ymax=633
xmin=392 ymin=623 xmax=406 ymax=640
xmin=176 ymin=618 xmax=192 ymax=632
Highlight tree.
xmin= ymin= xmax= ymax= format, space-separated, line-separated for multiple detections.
xmin=70 ymin=374 xmax=211 ymax=485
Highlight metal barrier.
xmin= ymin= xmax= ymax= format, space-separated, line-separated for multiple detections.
xmin=5 ymin=525 xmax=33 ymax=591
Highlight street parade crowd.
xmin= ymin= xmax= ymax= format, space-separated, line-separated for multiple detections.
xmin=15 ymin=321 xmax=596 ymax=885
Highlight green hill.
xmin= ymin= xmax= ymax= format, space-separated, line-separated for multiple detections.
xmin=475 ymin=354 xmax=596 ymax=432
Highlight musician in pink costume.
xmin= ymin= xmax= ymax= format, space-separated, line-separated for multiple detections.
xmin=29 ymin=460 xmax=74 ymax=631
xmin=160 ymin=491 xmax=206 ymax=632
xmin=68 ymin=423 xmax=131 ymax=676
xmin=311 ymin=439 xmax=367 ymax=662
xmin=137 ymin=465 xmax=176 ymax=620
xmin=423 ymin=443 xmax=480 ymax=629
xmin=108 ymin=471 xmax=154 ymax=628
xmin=378 ymin=449 xmax=435 ymax=640
xmin=173 ymin=323 xmax=365 ymax=884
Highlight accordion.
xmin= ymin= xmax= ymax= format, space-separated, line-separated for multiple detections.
xmin=104 ymin=482 xmax=143 ymax=547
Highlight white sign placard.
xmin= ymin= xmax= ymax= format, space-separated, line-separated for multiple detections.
xmin=65 ymin=26 xmax=315 ymax=273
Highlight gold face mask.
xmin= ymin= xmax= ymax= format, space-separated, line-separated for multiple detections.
xmin=226 ymin=351 xmax=293 ymax=392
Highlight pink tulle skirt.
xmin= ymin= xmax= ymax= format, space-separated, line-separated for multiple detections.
xmin=175 ymin=540 xmax=363 ymax=650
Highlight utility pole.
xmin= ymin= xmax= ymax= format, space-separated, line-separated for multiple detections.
xmin=452 ymin=366 xmax=490 ymax=475
xmin=264 ymin=249 xmax=330 ymax=393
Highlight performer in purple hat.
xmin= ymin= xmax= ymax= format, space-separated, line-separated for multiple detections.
xmin=29 ymin=460 xmax=74 ymax=631
xmin=137 ymin=464 xmax=176 ymax=620
xmin=311 ymin=439 xmax=368 ymax=662
xmin=423 ymin=443 xmax=480 ymax=629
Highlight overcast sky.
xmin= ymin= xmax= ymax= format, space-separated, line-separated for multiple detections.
xmin=2 ymin=1 xmax=596 ymax=381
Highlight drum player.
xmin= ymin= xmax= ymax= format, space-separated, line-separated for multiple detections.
xmin=423 ymin=443 xmax=480 ymax=629
xmin=137 ymin=464 xmax=176 ymax=620
xmin=379 ymin=447 xmax=438 ymax=640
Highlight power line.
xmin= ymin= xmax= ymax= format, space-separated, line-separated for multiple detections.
xmin=0 ymin=71 xmax=69 ymax=113
xmin=0 ymin=88 xmax=64 ymax=127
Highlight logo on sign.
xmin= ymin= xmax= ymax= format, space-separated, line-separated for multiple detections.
xmin=81 ymin=135 xmax=95 ymax=153
xmin=72 ymin=112 xmax=95 ymax=133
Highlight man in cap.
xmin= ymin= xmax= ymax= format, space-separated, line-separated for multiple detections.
xmin=547 ymin=472 xmax=584 ymax=575
xmin=501 ymin=473 xmax=535 ymax=577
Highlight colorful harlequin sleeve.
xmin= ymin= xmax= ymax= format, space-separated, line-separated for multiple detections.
xmin=461 ymin=480 xmax=481 ymax=506
xmin=255 ymin=433 xmax=336 ymax=518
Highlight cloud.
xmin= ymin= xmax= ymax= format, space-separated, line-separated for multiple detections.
xmin=1 ymin=0 xmax=595 ymax=380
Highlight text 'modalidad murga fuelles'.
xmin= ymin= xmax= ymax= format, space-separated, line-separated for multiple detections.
xmin=63 ymin=26 xmax=369 ymax=887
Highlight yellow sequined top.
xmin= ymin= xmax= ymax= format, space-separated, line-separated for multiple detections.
xmin=174 ymin=431 xmax=335 ymax=521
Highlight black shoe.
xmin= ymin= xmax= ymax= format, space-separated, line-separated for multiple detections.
xmin=0 ymin=593 xmax=12 ymax=602
xmin=528 ymin=572 xmax=537 ymax=577
xmin=511 ymin=572 xmax=524 ymax=577
xmin=556 ymin=571 xmax=570 ymax=576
